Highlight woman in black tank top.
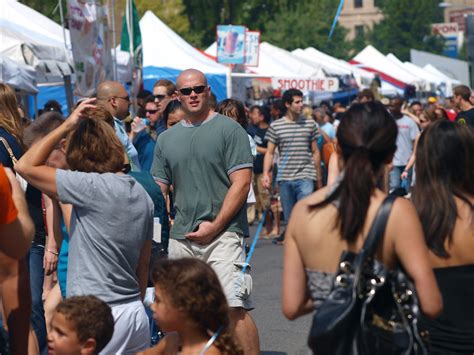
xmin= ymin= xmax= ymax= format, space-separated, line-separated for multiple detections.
xmin=412 ymin=120 xmax=474 ymax=355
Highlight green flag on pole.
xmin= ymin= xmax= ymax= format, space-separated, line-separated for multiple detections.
xmin=120 ymin=0 xmax=142 ymax=67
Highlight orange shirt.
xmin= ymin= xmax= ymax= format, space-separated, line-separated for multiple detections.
xmin=0 ymin=164 xmax=18 ymax=224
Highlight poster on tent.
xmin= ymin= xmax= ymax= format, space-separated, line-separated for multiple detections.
xmin=216 ymin=25 xmax=246 ymax=64
xmin=67 ymin=0 xmax=112 ymax=97
xmin=244 ymin=30 xmax=260 ymax=67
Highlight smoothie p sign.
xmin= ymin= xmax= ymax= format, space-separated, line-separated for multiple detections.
xmin=216 ymin=25 xmax=246 ymax=64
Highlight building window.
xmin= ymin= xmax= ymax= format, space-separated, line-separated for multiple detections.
xmin=354 ymin=0 xmax=363 ymax=8
xmin=355 ymin=25 xmax=365 ymax=38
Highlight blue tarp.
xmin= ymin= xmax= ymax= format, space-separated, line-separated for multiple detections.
xmin=27 ymin=67 xmax=228 ymax=119
xmin=28 ymin=85 xmax=71 ymax=118
xmin=143 ymin=66 xmax=227 ymax=102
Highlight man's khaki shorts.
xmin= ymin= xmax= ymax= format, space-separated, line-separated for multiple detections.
xmin=168 ymin=231 xmax=253 ymax=310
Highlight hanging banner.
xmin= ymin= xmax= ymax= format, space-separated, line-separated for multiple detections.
xmin=272 ymin=77 xmax=340 ymax=92
xmin=216 ymin=25 xmax=246 ymax=64
xmin=67 ymin=0 xmax=112 ymax=97
xmin=244 ymin=30 xmax=260 ymax=67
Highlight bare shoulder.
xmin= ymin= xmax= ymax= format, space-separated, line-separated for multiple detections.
xmin=390 ymin=197 xmax=418 ymax=221
xmin=204 ymin=345 xmax=222 ymax=355
xmin=138 ymin=333 xmax=179 ymax=355
xmin=299 ymin=186 xmax=330 ymax=208
xmin=287 ymin=187 xmax=331 ymax=231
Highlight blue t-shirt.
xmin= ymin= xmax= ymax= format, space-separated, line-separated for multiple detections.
xmin=57 ymin=221 xmax=69 ymax=298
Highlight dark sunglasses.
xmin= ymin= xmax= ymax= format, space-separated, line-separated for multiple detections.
xmin=114 ymin=95 xmax=130 ymax=102
xmin=153 ymin=94 xmax=167 ymax=101
xmin=146 ymin=109 xmax=158 ymax=114
xmin=178 ymin=85 xmax=207 ymax=96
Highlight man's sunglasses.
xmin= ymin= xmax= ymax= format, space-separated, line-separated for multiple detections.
xmin=146 ymin=109 xmax=158 ymax=114
xmin=178 ymin=85 xmax=207 ymax=96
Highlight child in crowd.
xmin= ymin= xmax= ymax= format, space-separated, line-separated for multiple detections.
xmin=47 ymin=296 xmax=114 ymax=355
xmin=139 ymin=258 xmax=242 ymax=355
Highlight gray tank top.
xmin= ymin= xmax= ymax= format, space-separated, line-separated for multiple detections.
xmin=305 ymin=269 xmax=334 ymax=310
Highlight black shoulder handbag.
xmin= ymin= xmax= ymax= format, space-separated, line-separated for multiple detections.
xmin=308 ymin=194 xmax=430 ymax=355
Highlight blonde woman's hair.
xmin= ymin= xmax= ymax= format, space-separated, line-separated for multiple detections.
xmin=0 ymin=83 xmax=23 ymax=144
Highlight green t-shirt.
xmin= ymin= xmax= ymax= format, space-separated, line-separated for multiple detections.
xmin=151 ymin=113 xmax=253 ymax=240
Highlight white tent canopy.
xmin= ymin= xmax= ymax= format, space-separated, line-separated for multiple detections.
xmin=423 ymin=64 xmax=461 ymax=96
xmin=353 ymin=45 xmax=422 ymax=88
xmin=1 ymin=0 xmax=73 ymax=83
xmin=0 ymin=55 xmax=37 ymax=93
xmin=258 ymin=42 xmax=325 ymax=77
xmin=291 ymin=48 xmax=349 ymax=76
xmin=205 ymin=42 xmax=325 ymax=78
xmin=140 ymin=11 xmax=227 ymax=75
xmin=385 ymin=53 xmax=431 ymax=91
xmin=293 ymin=47 xmax=375 ymax=87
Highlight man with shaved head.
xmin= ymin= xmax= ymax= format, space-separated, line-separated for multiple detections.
xmin=96 ymin=81 xmax=141 ymax=170
xmin=151 ymin=69 xmax=260 ymax=354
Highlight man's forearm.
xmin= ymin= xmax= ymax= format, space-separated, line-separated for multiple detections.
xmin=313 ymin=152 xmax=322 ymax=188
xmin=263 ymin=151 xmax=274 ymax=175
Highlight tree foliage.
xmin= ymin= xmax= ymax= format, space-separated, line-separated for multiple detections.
xmin=263 ymin=0 xmax=350 ymax=59
xmin=19 ymin=0 xmax=61 ymax=24
xmin=136 ymin=0 xmax=190 ymax=37
xmin=367 ymin=0 xmax=444 ymax=60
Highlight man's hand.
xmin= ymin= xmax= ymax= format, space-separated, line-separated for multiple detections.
xmin=185 ymin=221 xmax=219 ymax=245
xmin=261 ymin=172 xmax=272 ymax=190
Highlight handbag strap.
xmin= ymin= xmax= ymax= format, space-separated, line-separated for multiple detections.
xmin=0 ymin=137 xmax=18 ymax=165
xmin=361 ymin=194 xmax=397 ymax=257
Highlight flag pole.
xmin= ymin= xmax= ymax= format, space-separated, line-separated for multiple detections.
xmin=128 ymin=0 xmax=137 ymax=115
xmin=111 ymin=0 xmax=117 ymax=81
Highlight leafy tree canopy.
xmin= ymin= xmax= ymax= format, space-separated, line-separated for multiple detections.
xmin=366 ymin=0 xmax=445 ymax=60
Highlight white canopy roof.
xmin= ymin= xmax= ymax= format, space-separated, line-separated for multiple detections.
xmin=291 ymin=48 xmax=349 ymax=76
xmin=205 ymin=41 xmax=325 ymax=78
xmin=423 ymin=64 xmax=461 ymax=85
xmin=293 ymin=47 xmax=375 ymax=86
xmin=353 ymin=45 xmax=420 ymax=87
xmin=0 ymin=54 xmax=37 ymax=93
xmin=385 ymin=53 xmax=431 ymax=91
xmin=0 ymin=0 xmax=72 ymax=83
xmin=140 ymin=11 xmax=227 ymax=74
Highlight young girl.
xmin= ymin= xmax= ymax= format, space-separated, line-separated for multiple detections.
xmin=140 ymin=258 xmax=242 ymax=355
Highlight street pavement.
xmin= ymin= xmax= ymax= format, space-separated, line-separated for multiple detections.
xmin=247 ymin=226 xmax=312 ymax=355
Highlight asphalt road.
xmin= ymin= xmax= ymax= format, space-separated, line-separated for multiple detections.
xmin=247 ymin=226 xmax=312 ymax=355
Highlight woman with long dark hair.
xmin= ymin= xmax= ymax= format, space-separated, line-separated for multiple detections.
xmin=281 ymin=102 xmax=442 ymax=327
xmin=0 ymin=83 xmax=43 ymax=354
xmin=413 ymin=120 xmax=474 ymax=354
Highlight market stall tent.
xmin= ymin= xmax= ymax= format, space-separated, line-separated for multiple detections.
xmin=0 ymin=54 xmax=37 ymax=94
xmin=139 ymin=11 xmax=228 ymax=100
xmin=351 ymin=45 xmax=421 ymax=90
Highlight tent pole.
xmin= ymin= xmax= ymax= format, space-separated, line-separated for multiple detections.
xmin=58 ymin=0 xmax=69 ymax=55
xmin=226 ymin=65 xmax=232 ymax=98
xmin=34 ymin=94 xmax=38 ymax=119
xmin=64 ymin=75 xmax=74 ymax=113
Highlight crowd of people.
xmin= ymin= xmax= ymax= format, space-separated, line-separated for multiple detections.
xmin=0 ymin=70 xmax=472 ymax=354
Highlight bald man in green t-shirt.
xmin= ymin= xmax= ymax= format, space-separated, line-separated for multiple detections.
xmin=151 ymin=69 xmax=260 ymax=354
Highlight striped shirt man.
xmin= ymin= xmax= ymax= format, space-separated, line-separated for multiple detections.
xmin=265 ymin=116 xmax=320 ymax=182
